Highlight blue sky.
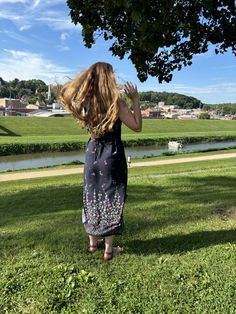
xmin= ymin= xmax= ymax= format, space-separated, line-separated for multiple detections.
xmin=0 ymin=0 xmax=235 ymax=104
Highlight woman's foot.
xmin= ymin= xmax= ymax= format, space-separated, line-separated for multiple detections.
xmin=87 ymin=245 xmax=97 ymax=253
xmin=103 ymin=246 xmax=124 ymax=261
xmin=87 ymin=239 xmax=104 ymax=253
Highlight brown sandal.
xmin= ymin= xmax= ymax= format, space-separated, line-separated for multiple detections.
xmin=103 ymin=251 xmax=113 ymax=261
xmin=87 ymin=245 xmax=97 ymax=253
xmin=87 ymin=239 xmax=105 ymax=253
xmin=103 ymin=246 xmax=124 ymax=261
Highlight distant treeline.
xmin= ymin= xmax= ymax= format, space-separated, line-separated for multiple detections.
xmin=202 ymin=103 xmax=236 ymax=114
xmin=1 ymin=78 xmax=236 ymax=113
xmin=0 ymin=77 xmax=59 ymax=104
xmin=139 ymin=91 xmax=201 ymax=109
xmin=139 ymin=91 xmax=236 ymax=113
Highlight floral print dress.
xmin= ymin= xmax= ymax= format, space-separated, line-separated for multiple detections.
xmin=82 ymin=119 xmax=127 ymax=236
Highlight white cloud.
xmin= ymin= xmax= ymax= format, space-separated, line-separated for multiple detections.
xmin=116 ymin=72 xmax=130 ymax=84
xmin=35 ymin=15 xmax=79 ymax=31
xmin=19 ymin=24 xmax=32 ymax=31
xmin=31 ymin=0 xmax=40 ymax=9
xmin=0 ymin=1 xmax=81 ymax=32
xmin=0 ymin=49 xmax=72 ymax=83
xmin=57 ymin=45 xmax=70 ymax=52
xmin=0 ymin=10 xmax=24 ymax=21
xmin=0 ymin=0 xmax=27 ymax=3
xmin=60 ymin=32 xmax=69 ymax=41
xmin=0 ymin=30 xmax=29 ymax=43
xmin=57 ymin=32 xmax=70 ymax=51
xmin=0 ymin=0 xmax=64 ymax=5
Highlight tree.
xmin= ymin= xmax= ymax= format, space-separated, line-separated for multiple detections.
xmin=11 ymin=78 xmax=20 ymax=88
xmin=199 ymin=112 xmax=210 ymax=119
xmin=0 ymin=77 xmax=7 ymax=86
xmin=0 ymin=78 xmax=48 ymax=101
xmin=139 ymin=91 xmax=200 ymax=108
xmin=0 ymin=86 xmax=8 ymax=98
xmin=67 ymin=0 xmax=236 ymax=82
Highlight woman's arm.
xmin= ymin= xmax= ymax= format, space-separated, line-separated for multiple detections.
xmin=118 ymin=82 xmax=142 ymax=132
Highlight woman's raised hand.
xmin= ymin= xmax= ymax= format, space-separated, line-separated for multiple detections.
xmin=124 ymin=82 xmax=139 ymax=102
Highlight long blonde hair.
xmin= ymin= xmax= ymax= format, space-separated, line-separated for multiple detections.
xmin=60 ymin=62 xmax=120 ymax=138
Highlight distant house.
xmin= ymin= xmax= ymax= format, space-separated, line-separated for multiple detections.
xmin=141 ymin=110 xmax=149 ymax=118
xmin=35 ymin=100 xmax=47 ymax=109
xmin=141 ymin=107 xmax=162 ymax=118
xmin=157 ymin=101 xmax=165 ymax=107
xmin=26 ymin=104 xmax=39 ymax=110
xmin=0 ymin=98 xmax=44 ymax=116
xmin=52 ymin=102 xmax=64 ymax=110
xmin=157 ymin=102 xmax=179 ymax=113
xmin=0 ymin=98 xmax=22 ymax=109
xmin=0 ymin=98 xmax=26 ymax=116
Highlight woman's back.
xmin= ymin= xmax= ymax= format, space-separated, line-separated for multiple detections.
xmin=60 ymin=62 xmax=142 ymax=261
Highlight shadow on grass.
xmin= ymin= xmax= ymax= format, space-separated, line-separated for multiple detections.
xmin=0 ymin=173 xmax=235 ymax=255
xmin=126 ymin=174 xmax=236 ymax=254
xmin=127 ymin=174 xmax=236 ymax=202
xmin=0 ymin=125 xmax=19 ymax=136
xmin=0 ymin=184 xmax=83 ymax=226
xmin=127 ymin=229 xmax=236 ymax=255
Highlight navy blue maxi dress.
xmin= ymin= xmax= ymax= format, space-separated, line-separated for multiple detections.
xmin=82 ymin=119 xmax=127 ymax=236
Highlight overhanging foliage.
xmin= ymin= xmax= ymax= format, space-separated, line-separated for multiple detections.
xmin=67 ymin=0 xmax=236 ymax=82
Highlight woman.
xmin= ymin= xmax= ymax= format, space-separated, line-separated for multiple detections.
xmin=60 ymin=62 xmax=142 ymax=261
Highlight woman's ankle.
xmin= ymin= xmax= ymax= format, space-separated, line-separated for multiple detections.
xmin=105 ymin=244 xmax=113 ymax=253
xmin=89 ymin=235 xmax=98 ymax=247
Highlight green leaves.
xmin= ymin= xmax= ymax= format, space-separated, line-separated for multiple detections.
xmin=0 ymin=78 xmax=48 ymax=99
xmin=66 ymin=0 xmax=236 ymax=82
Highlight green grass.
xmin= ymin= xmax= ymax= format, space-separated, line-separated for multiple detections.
xmin=122 ymin=118 xmax=236 ymax=139
xmin=1 ymin=117 xmax=236 ymax=145
xmin=129 ymin=157 xmax=236 ymax=177
xmin=0 ymin=116 xmax=87 ymax=136
xmin=1 ymin=159 xmax=236 ymax=313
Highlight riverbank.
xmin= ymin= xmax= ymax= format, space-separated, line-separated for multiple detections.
xmin=1 ymin=147 xmax=236 ymax=173
xmin=1 ymin=135 xmax=236 ymax=156
xmin=1 ymin=117 xmax=236 ymax=155
xmin=1 ymin=151 xmax=236 ymax=182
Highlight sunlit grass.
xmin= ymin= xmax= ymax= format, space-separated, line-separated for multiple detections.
xmin=0 ymin=160 xmax=236 ymax=313
xmin=1 ymin=117 xmax=236 ymax=145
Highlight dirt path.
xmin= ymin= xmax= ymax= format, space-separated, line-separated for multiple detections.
xmin=1 ymin=152 xmax=236 ymax=182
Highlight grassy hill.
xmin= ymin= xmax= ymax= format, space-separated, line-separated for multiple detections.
xmin=1 ymin=116 xmax=236 ymax=141
xmin=0 ymin=117 xmax=236 ymax=154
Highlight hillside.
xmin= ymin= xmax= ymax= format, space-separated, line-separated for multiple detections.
xmin=1 ymin=117 xmax=236 ymax=139
xmin=139 ymin=91 xmax=201 ymax=109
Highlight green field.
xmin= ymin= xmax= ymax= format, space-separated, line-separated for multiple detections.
xmin=1 ymin=117 xmax=236 ymax=145
xmin=1 ymin=158 xmax=236 ymax=313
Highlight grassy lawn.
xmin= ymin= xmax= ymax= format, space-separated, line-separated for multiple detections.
xmin=1 ymin=159 xmax=236 ymax=313
xmin=1 ymin=117 xmax=236 ymax=145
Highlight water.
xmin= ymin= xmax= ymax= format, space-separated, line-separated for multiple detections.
xmin=0 ymin=140 xmax=236 ymax=172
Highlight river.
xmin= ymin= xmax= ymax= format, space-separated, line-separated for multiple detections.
xmin=0 ymin=140 xmax=236 ymax=172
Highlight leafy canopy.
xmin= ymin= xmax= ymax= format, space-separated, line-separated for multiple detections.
xmin=67 ymin=0 xmax=236 ymax=82
xmin=0 ymin=78 xmax=54 ymax=103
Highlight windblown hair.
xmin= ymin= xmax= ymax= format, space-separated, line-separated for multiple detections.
xmin=60 ymin=62 xmax=120 ymax=138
